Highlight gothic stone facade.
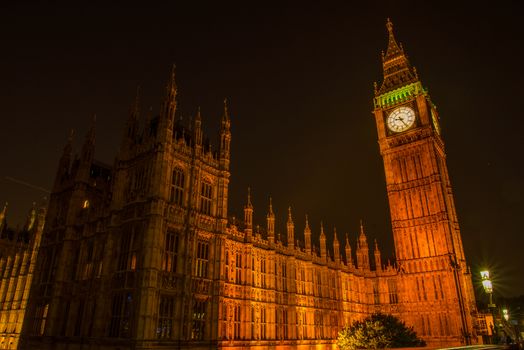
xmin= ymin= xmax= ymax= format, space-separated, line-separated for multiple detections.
xmin=0 ymin=204 xmax=45 ymax=350
xmin=16 ymin=21 xmax=476 ymax=349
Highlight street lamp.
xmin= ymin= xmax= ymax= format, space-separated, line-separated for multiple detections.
xmin=502 ymin=309 xmax=509 ymax=321
xmin=480 ymin=270 xmax=496 ymax=308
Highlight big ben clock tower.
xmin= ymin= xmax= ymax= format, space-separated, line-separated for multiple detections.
xmin=373 ymin=19 xmax=476 ymax=345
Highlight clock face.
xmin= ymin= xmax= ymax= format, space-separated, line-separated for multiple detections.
xmin=387 ymin=106 xmax=416 ymax=133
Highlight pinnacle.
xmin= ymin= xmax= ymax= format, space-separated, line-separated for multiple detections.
xmin=377 ymin=19 xmax=419 ymax=95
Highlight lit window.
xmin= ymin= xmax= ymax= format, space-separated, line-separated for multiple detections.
xmin=162 ymin=230 xmax=179 ymax=273
xmin=194 ymin=241 xmax=209 ymax=278
xmin=82 ymin=200 xmax=90 ymax=209
xmin=157 ymin=295 xmax=174 ymax=339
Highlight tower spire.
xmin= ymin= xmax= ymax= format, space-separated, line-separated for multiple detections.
xmin=377 ymin=19 xmax=418 ymax=95
xmin=219 ymin=98 xmax=231 ymax=169
xmin=287 ymin=206 xmax=294 ymax=249
xmin=266 ymin=196 xmax=275 ymax=244
xmin=304 ymin=214 xmax=312 ymax=254
xmin=345 ymin=233 xmax=353 ymax=268
xmin=194 ymin=106 xmax=203 ymax=147
xmin=244 ymin=187 xmax=254 ymax=240
xmin=319 ymin=221 xmax=327 ymax=259
xmin=374 ymin=239 xmax=382 ymax=271
xmin=164 ymin=64 xmax=177 ymax=125
xmin=333 ymin=226 xmax=340 ymax=264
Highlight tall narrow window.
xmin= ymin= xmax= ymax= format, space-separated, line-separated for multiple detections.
xmin=162 ymin=230 xmax=179 ymax=273
xmin=170 ymin=168 xmax=185 ymax=206
xmin=282 ymin=309 xmax=288 ymax=339
xmin=157 ymin=295 xmax=174 ymax=339
xmin=224 ymin=250 xmax=229 ymax=281
xmin=117 ymin=227 xmax=137 ymax=272
xmin=200 ymin=181 xmax=213 ymax=215
xmin=235 ymin=253 xmax=242 ymax=284
xmin=194 ymin=241 xmax=209 ymax=278
xmin=261 ymin=308 xmax=266 ymax=340
xmin=234 ymin=305 xmax=241 ymax=339
xmin=109 ymin=292 xmax=133 ymax=338
xmin=388 ymin=279 xmax=398 ymax=304
xmin=192 ymin=300 xmax=206 ymax=340
xmin=261 ymin=258 xmax=266 ymax=288
xmin=282 ymin=262 xmax=287 ymax=290
xmin=373 ymin=280 xmax=380 ymax=304
xmin=33 ymin=303 xmax=49 ymax=335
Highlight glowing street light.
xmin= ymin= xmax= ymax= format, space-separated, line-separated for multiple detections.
xmin=502 ymin=309 xmax=509 ymax=321
xmin=480 ymin=270 xmax=496 ymax=308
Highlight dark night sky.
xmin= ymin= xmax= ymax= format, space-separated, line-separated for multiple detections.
xmin=1 ymin=2 xmax=523 ymax=297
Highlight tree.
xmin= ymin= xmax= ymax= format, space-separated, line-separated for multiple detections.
xmin=337 ymin=313 xmax=426 ymax=349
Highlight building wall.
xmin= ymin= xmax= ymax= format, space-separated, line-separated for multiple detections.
xmin=0 ymin=205 xmax=45 ymax=350
xmin=16 ymin=22 xmax=478 ymax=349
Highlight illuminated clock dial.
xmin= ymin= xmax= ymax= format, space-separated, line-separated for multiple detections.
xmin=386 ymin=106 xmax=416 ymax=133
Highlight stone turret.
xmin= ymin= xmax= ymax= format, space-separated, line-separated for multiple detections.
xmin=345 ymin=233 xmax=353 ymax=268
xmin=333 ymin=227 xmax=340 ymax=264
xmin=266 ymin=197 xmax=275 ymax=244
xmin=319 ymin=222 xmax=327 ymax=260
xmin=374 ymin=239 xmax=382 ymax=271
xmin=356 ymin=221 xmax=370 ymax=270
xmin=244 ymin=188 xmax=253 ymax=240
xmin=304 ymin=215 xmax=311 ymax=254
xmin=287 ymin=207 xmax=294 ymax=249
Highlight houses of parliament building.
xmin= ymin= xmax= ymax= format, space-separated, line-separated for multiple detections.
xmin=0 ymin=20 xmax=477 ymax=349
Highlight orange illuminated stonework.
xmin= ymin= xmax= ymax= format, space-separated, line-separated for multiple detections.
xmin=0 ymin=204 xmax=45 ymax=350
xmin=7 ymin=20 xmax=476 ymax=350
xmin=373 ymin=19 xmax=476 ymax=345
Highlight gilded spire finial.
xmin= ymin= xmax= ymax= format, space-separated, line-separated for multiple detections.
xmin=320 ymin=221 xmax=325 ymax=237
xmin=333 ymin=227 xmax=338 ymax=243
xmin=268 ymin=196 xmax=273 ymax=215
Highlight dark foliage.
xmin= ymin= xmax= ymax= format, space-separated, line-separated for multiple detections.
xmin=337 ymin=312 xmax=426 ymax=349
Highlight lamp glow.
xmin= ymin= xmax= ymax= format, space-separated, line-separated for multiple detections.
xmin=502 ymin=309 xmax=509 ymax=321
xmin=482 ymin=279 xmax=493 ymax=293
xmin=480 ymin=270 xmax=496 ymax=308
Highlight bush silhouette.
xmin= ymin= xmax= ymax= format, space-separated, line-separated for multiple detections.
xmin=337 ymin=312 xmax=426 ymax=349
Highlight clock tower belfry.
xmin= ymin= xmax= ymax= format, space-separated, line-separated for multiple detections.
xmin=373 ymin=19 xmax=476 ymax=345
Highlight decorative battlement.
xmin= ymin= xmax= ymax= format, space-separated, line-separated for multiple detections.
xmin=374 ymin=82 xmax=426 ymax=109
